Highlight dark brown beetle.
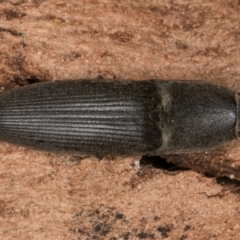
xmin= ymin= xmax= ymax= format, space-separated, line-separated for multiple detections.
xmin=0 ymin=80 xmax=237 ymax=156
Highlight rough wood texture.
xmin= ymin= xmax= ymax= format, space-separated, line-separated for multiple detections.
xmin=0 ymin=0 xmax=240 ymax=239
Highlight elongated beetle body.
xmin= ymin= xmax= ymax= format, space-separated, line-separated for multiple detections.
xmin=0 ymin=80 xmax=237 ymax=156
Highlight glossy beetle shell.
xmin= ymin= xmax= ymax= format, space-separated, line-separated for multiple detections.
xmin=0 ymin=80 xmax=161 ymax=156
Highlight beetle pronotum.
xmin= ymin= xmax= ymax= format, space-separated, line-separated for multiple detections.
xmin=0 ymin=79 xmax=237 ymax=156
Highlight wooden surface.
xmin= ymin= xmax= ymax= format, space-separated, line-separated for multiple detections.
xmin=0 ymin=0 xmax=240 ymax=239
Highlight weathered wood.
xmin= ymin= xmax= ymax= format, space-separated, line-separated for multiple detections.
xmin=0 ymin=0 xmax=240 ymax=239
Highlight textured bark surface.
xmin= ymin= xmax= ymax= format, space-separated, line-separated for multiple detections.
xmin=0 ymin=0 xmax=240 ymax=239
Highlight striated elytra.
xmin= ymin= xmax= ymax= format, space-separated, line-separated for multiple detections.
xmin=0 ymin=79 xmax=238 ymax=156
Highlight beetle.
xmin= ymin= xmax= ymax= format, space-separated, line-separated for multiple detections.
xmin=0 ymin=79 xmax=237 ymax=156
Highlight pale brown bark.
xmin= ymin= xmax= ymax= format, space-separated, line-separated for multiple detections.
xmin=0 ymin=0 xmax=240 ymax=239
